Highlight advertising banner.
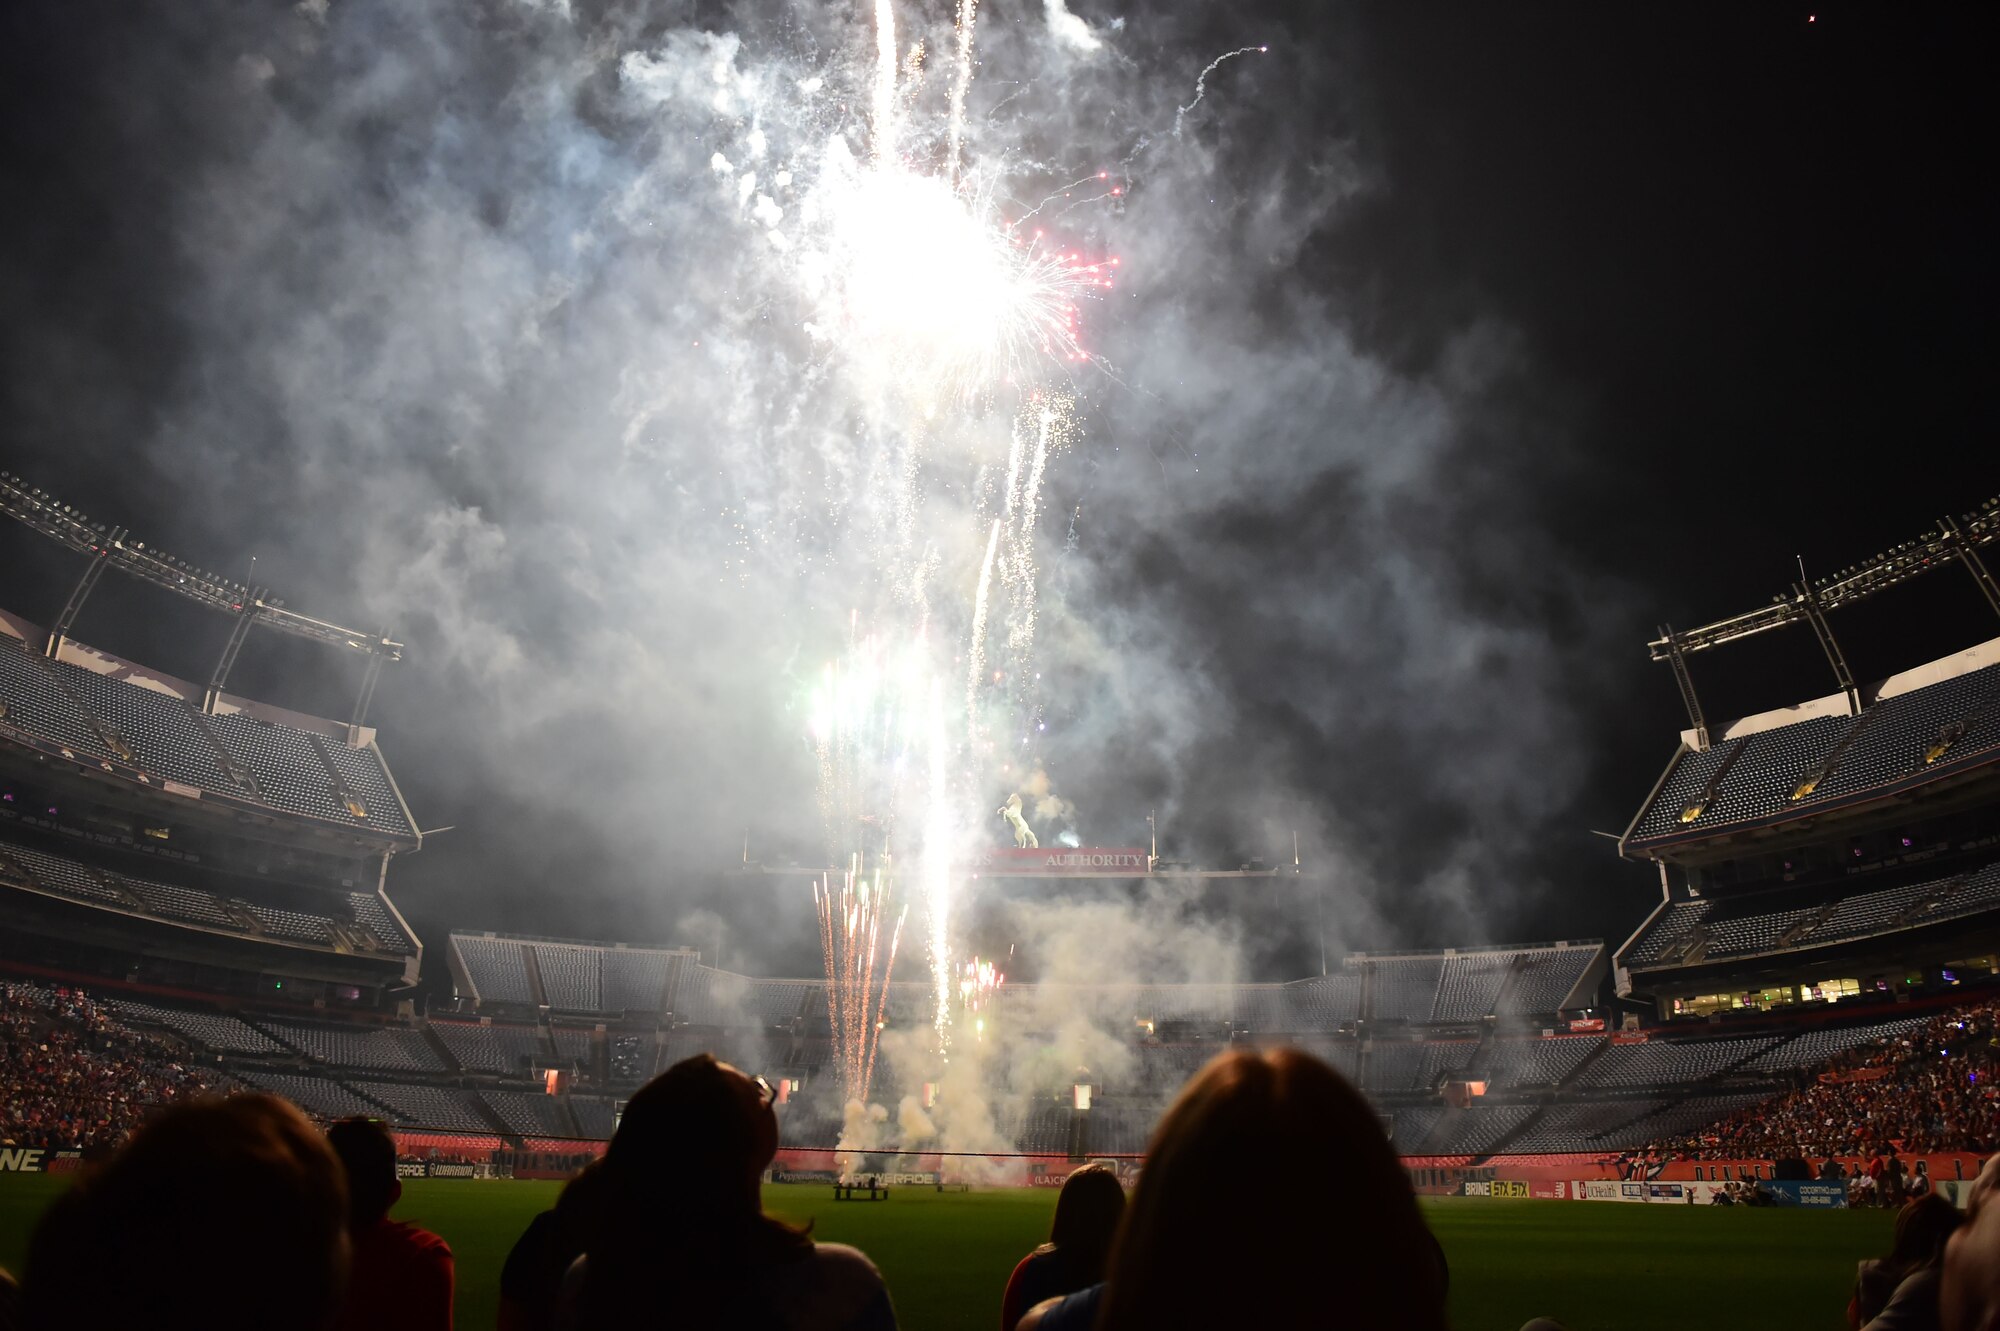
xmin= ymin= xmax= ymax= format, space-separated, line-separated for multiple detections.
xmin=1488 ymin=1180 xmax=1529 ymax=1198
xmin=1645 ymin=1183 xmax=1685 ymax=1203
xmin=1462 ymin=1181 xmax=1491 ymax=1196
xmin=1530 ymin=1181 xmax=1569 ymax=1200
xmin=0 ymin=1148 xmax=79 ymax=1173
xmin=1763 ymin=1180 xmax=1847 ymax=1208
xmin=396 ymin=1162 xmax=427 ymax=1179
xmin=1567 ymin=1018 xmax=1607 ymax=1033
xmin=428 ymin=1162 xmax=477 ymax=1178
xmin=973 ymin=848 xmax=1150 ymax=876
xmin=1576 ymin=1180 xmax=1623 ymax=1202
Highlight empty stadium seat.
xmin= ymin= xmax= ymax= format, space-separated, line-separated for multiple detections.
xmin=1283 ymin=974 xmax=1360 ymax=1028
xmin=0 ymin=643 xmax=116 ymax=758
xmin=207 ymin=711 xmax=353 ymax=823
xmin=1432 ymin=954 xmax=1511 ymax=1021
xmin=47 ymin=660 xmax=226 ymax=790
xmin=1631 ymin=660 xmax=2000 ymax=846
xmin=111 ymin=998 xmax=287 ymax=1055
xmin=1483 ymin=1036 xmax=1603 ymax=1089
xmin=453 ymin=936 xmax=534 ymax=1004
xmin=260 ymin=1018 xmax=446 ymax=1073
xmin=1574 ymin=1036 xmax=1776 ymax=1089
xmin=1497 ymin=947 xmax=1598 ymax=1014
xmin=235 ymin=1070 xmax=388 ymax=1120
xmin=349 ymin=1080 xmax=493 ymax=1132
xmin=528 ymin=942 xmax=602 ymax=1011
xmin=431 ymin=1021 xmax=547 ymax=1074
xmin=482 ymin=1088 xmax=576 ymax=1137
xmin=601 ymin=948 xmax=672 ymax=1013
xmin=1369 ymin=957 xmax=1444 ymax=1021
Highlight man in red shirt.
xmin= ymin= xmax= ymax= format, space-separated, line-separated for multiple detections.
xmin=327 ymin=1117 xmax=454 ymax=1331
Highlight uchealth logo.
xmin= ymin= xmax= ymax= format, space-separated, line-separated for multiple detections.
xmin=0 ymin=1147 xmax=48 ymax=1172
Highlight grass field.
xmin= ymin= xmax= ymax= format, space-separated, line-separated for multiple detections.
xmin=0 ymin=1174 xmax=1890 ymax=1330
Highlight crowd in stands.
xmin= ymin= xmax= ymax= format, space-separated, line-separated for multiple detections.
xmin=1639 ymin=995 xmax=2000 ymax=1163
xmin=0 ymin=980 xmax=214 ymax=1151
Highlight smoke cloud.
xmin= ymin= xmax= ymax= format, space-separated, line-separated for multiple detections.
xmin=0 ymin=0 xmax=1626 ymax=980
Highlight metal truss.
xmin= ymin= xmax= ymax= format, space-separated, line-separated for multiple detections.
xmin=0 ymin=472 xmax=400 ymax=664
xmin=1647 ymin=497 xmax=2000 ymax=663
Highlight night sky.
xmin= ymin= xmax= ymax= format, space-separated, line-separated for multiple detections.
xmin=1 ymin=3 xmax=1993 ymax=987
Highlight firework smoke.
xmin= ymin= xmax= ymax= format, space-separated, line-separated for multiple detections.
xmin=6 ymin=0 xmax=1636 ymax=1166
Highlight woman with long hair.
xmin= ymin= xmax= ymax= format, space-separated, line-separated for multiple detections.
xmin=564 ymin=1055 xmax=895 ymax=1330
xmin=1023 ymin=1046 xmax=1449 ymax=1330
xmin=1000 ymin=1165 xmax=1125 ymax=1329
xmin=1851 ymin=1192 xmax=1961 ymax=1328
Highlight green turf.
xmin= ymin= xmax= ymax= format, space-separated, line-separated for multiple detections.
xmin=1 ymin=1174 xmax=1892 ymax=1330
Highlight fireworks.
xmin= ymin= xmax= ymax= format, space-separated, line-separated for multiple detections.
xmin=797 ymin=1 xmax=1114 ymax=1078
xmin=814 ymin=864 xmax=907 ymax=1106
xmin=812 ymin=159 xmax=1108 ymax=403
xmin=958 ymin=955 xmax=1004 ymax=1013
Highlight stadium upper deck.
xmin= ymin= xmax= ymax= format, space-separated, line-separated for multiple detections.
xmin=1615 ymin=503 xmax=2000 ymax=1018
xmin=0 ymin=598 xmax=423 ymax=995
xmin=0 ymin=607 xmax=418 ymax=847
xmin=1623 ymin=637 xmax=2000 ymax=856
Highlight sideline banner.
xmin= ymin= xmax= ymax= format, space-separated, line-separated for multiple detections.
xmin=0 ymin=1148 xmax=81 ymax=1173
xmin=1763 ymin=1180 xmax=1847 ymax=1208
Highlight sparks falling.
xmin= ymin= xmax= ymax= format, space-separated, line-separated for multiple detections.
xmin=814 ymin=864 xmax=907 ymax=1107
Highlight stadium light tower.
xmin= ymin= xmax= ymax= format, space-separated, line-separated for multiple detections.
xmin=1646 ymin=496 xmax=2000 ymax=747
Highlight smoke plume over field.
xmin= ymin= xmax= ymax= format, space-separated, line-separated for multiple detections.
xmin=0 ymin=0 xmax=1620 ymax=983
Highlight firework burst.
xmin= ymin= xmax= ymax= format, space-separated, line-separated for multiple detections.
xmin=814 ymin=864 xmax=907 ymax=1107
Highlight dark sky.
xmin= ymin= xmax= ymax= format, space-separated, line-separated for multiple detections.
xmin=0 ymin=2 xmax=1994 ymax=985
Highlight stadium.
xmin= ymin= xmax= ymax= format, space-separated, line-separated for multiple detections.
xmin=5 ymin=6 xmax=1999 ymax=1331
xmin=3 ymin=468 xmax=1997 ymax=1325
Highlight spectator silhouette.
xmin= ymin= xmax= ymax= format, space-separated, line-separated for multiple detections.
xmin=563 ymin=1054 xmax=895 ymax=1330
xmin=1942 ymin=1152 xmax=2000 ymax=1331
xmin=326 ymin=1117 xmax=453 ymax=1331
xmin=501 ymin=1160 xmax=608 ymax=1331
xmin=1000 ymin=1165 xmax=1124 ymax=1330
xmin=1021 ymin=1047 xmax=1448 ymax=1331
xmin=1852 ymin=1195 xmax=1962 ymax=1328
xmin=22 ymin=1093 xmax=348 ymax=1331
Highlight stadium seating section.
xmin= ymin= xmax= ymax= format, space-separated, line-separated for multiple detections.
xmin=431 ymin=1021 xmax=548 ymax=1074
xmin=1623 ymin=857 xmax=2000 ymax=970
xmin=0 ymin=827 xmax=417 ymax=955
xmin=1629 ymin=659 xmax=2000 ymax=846
xmin=9 ymin=965 xmax=1993 ymax=1168
xmin=260 ymin=1017 xmax=446 ymax=1073
xmin=0 ymin=637 xmax=415 ymax=837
